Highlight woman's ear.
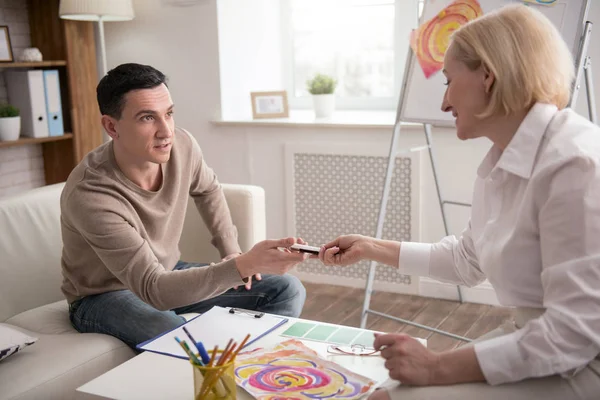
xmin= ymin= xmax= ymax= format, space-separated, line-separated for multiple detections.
xmin=482 ymin=64 xmax=495 ymax=94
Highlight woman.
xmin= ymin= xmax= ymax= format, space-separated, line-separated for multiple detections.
xmin=319 ymin=5 xmax=600 ymax=400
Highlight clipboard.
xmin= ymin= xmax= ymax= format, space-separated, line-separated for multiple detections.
xmin=136 ymin=306 xmax=288 ymax=359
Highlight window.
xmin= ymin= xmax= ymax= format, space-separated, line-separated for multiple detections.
xmin=282 ymin=0 xmax=422 ymax=110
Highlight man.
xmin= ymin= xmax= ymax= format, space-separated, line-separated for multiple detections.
xmin=61 ymin=63 xmax=307 ymax=349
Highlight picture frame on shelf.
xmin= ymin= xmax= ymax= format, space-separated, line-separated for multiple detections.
xmin=0 ymin=26 xmax=13 ymax=62
xmin=250 ymin=91 xmax=289 ymax=119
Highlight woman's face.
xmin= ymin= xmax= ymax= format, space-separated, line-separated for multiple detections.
xmin=441 ymin=45 xmax=494 ymax=140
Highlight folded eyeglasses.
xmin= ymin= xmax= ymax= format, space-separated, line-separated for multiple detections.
xmin=326 ymin=344 xmax=380 ymax=356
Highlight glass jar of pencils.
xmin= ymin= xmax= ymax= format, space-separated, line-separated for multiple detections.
xmin=192 ymin=360 xmax=236 ymax=400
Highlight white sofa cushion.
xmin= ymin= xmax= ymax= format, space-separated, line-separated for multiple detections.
xmin=5 ymin=301 xmax=74 ymax=335
xmin=0 ymin=324 xmax=136 ymax=400
xmin=0 ymin=184 xmax=65 ymax=322
xmin=0 ymin=325 xmax=37 ymax=363
xmin=180 ymin=184 xmax=266 ymax=262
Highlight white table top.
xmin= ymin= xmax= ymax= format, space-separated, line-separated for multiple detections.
xmin=77 ymin=317 xmax=426 ymax=400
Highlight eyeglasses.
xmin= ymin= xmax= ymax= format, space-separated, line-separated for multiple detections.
xmin=326 ymin=344 xmax=379 ymax=356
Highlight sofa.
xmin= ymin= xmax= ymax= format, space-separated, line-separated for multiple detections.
xmin=0 ymin=182 xmax=266 ymax=400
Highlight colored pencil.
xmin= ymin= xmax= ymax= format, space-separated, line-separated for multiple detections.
xmin=228 ymin=334 xmax=251 ymax=362
xmin=208 ymin=345 xmax=218 ymax=367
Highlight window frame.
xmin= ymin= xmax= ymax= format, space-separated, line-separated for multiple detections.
xmin=281 ymin=0 xmax=421 ymax=111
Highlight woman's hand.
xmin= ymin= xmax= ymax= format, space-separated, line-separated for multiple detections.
xmin=373 ymin=333 xmax=485 ymax=386
xmin=319 ymin=234 xmax=371 ymax=266
xmin=374 ymin=333 xmax=440 ymax=386
xmin=234 ymin=237 xmax=309 ymax=278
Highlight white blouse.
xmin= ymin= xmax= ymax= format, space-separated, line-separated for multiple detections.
xmin=399 ymin=103 xmax=600 ymax=385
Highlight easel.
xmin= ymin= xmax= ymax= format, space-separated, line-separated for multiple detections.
xmin=571 ymin=21 xmax=597 ymax=122
xmin=360 ymin=7 xmax=595 ymax=342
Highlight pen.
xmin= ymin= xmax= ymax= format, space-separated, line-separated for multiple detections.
xmin=182 ymin=327 xmax=199 ymax=353
xmin=181 ymin=326 xmax=210 ymax=365
xmin=195 ymin=341 xmax=211 ymax=365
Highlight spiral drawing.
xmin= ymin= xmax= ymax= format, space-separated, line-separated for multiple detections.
xmin=234 ymin=340 xmax=374 ymax=400
xmin=236 ymin=360 xmax=364 ymax=399
xmin=410 ymin=0 xmax=484 ymax=78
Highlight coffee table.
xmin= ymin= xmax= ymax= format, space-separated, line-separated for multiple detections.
xmin=77 ymin=317 xmax=426 ymax=399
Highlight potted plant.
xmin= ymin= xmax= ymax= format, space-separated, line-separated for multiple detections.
xmin=0 ymin=104 xmax=20 ymax=141
xmin=306 ymin=73 xmax=337 ymax=118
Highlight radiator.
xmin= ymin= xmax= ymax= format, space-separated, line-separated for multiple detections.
xmin=286 ymin=146 xmax=422 ymax=292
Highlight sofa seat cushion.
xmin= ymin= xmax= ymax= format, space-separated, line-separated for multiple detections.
xmin=5 ymin=300 xmax=74 ymax=335
xmin=0 ymin=324 xmax=136 ymax=400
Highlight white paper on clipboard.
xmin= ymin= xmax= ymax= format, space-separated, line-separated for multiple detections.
xmin=136 ymin=306 xmax=288 ymax=359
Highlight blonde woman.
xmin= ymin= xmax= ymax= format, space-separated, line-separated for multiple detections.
xmin=319 ymin=5 xmax=600 ymax=399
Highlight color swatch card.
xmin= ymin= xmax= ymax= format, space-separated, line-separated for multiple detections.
xmin=282 ymin=321 xmax=427 ymax=348
xmin=282 ymin=321 xmax=378 ymax=348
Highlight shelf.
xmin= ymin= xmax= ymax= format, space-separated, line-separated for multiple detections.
xmin=0 ymin=133 xmax=73 ymax=149
xmin=0 ymin=60 xmax=67 ymax=68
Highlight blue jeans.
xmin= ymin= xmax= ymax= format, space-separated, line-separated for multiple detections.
xmin=69 ymin=261 xmax=306 ymax=349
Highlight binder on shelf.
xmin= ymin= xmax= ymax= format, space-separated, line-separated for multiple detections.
xmin=42 ymin=70 xmax=64 ymax=137
xmin=5 ymin=70 xmax=49 ymax=138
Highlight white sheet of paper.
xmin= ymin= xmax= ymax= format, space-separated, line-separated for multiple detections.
xmin=137 ymin=306 xmax=287 ymax=359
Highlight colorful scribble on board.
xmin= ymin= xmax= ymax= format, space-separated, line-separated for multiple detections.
xmin=234 ymin=339 xmax=375 ymax=400
xmin=523 ymin=0 xmax=558 ymax=5
xmin=410 ymin=0 xmax=484 ymax=78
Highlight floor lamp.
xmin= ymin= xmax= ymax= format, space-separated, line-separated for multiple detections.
xmin=58 ymin=0 xmax=135 ymax=78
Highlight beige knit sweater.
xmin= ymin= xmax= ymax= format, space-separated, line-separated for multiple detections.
xmin=60 ymin=128 xmax=244 ymax=310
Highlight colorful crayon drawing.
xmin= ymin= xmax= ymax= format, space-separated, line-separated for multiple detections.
xmin=234 ymin=339 xmax=375 ymax=400
xmin=410 ymin=0 xmax=483 ymax=78
xmin=523 ymin=0 xmax=558 ymax=5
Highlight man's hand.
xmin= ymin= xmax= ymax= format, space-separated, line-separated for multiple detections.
xmin=233 ymin=273 xmax=262 ymax=291
xmin=234 ymin=237 xmax=309 ymax=279
xmin=319 ymin=234 xmax=371 ymax=266
xmin=223 ymin=253 xmax=260 ymax=290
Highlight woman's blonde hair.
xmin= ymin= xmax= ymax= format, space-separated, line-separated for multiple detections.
xmin=450 ymin=4 xmax=574 ymax=118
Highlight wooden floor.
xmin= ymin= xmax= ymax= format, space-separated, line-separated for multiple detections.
xmin=299 ymin=282 xmax=512 ymax=351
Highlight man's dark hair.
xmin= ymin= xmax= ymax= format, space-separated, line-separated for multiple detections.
xmin=97 ymin=63 xmax=168 ymax=119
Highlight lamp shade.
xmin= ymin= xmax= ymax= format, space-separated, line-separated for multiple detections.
xmin=59 ymin=0 xmax=134 ymax=21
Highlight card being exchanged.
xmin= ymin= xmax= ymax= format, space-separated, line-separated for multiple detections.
xmin=290 ymin=244 xmax=320 ymax=255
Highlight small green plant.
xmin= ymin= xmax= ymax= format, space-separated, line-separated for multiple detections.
xmin=0 ymin=104 xmax=19 ymax=118
xmin=306 ymin=74 xmax=337 ymax=95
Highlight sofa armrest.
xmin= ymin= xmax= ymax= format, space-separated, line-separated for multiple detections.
xmin=179 ymin=184 xmax=266 ymax=263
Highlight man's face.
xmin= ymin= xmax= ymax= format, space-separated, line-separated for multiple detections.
xmin=111 ymin=84 xmax=175 ymax=165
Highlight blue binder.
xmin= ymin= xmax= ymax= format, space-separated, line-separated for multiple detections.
xmin=42 ymin=70 xmax=64 ymax=137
